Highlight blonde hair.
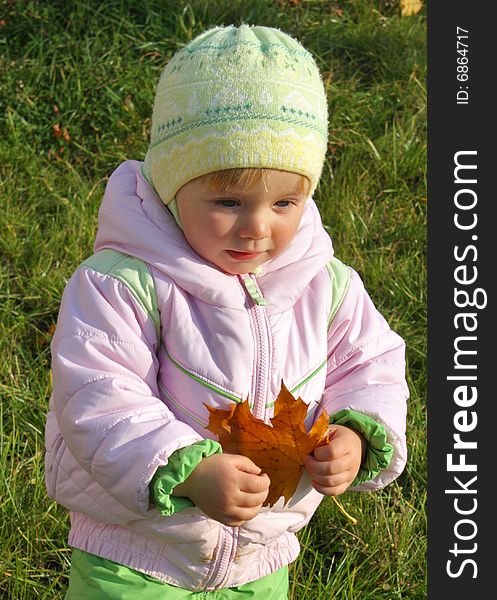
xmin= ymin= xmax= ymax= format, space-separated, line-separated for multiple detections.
xmin=205 ymin=168 xmax=310 ymax=195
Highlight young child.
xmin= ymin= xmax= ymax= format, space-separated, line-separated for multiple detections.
xmin=45 ymin=24 xmax=408 ymax=598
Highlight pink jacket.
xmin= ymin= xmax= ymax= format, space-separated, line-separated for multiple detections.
xmin=45 ymin=160 xmax=408 ymax=591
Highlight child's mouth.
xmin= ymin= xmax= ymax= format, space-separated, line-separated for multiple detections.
xmin=226 ymin=250 xmax=263 ymax=261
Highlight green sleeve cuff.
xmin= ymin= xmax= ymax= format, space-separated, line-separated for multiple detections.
xmin=150 ymin=439 xmax=221 ymax=516
xmin=329 ymin=409 xmax=394 ymax=486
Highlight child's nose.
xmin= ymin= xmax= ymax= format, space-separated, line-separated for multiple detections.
xmin=239 ymin=211 xmax=270 ymax=240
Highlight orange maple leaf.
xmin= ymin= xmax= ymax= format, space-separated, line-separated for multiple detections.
xmin=205 ymin=382 xmax=329 ymax=507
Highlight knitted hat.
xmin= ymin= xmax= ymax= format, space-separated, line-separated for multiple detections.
xmin=143 ymin=24 xmax=329 ymax=205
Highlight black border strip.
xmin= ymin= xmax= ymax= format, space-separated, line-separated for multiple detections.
xmin=427 ymin=3 xmax=493 ymax=596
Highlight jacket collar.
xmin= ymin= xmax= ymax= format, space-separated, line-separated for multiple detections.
xmin=94 ymin=161 xmax=334 ymax=311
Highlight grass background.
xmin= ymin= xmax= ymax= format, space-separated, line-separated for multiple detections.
xmin=0 ymin=1 xmax=426 ymax=598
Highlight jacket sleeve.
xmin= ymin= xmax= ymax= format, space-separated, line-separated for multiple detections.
xmin=50 ymin=265 xmax=206 ymax=516
xmin=150 ymin=439 xmax=221 ymax=515
xmin=321 ymin=267 xmax=409 ymax=491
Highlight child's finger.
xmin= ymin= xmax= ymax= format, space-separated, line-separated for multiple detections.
xmin=311 ymin=479 xmax=351 ymax=497
xmin=239 ymin=471 xmax=270 ymax=494
xmin=313 ymin=443 xmax=334 ymax=461
xmin=310 ymin=469 xmax=351 ymax=490
xmin=237 ymin=488 xmax=269 ymax=509
xmin=305 ymin=453 xmax=350 ymax=477
xmin=225 ymin=505 xmax=264 ymax=526
xmin=232 ymin=454 xmax=262 ymax=475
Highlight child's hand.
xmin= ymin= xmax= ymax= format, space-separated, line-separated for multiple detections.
xmin=172 ymin=453 xmax=270 ymax=527
xmin=304 ymin=425 xmax=366 ymax=496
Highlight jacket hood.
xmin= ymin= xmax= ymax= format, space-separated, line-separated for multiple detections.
xmin=94 ymin=160 xmax=334 ymax=311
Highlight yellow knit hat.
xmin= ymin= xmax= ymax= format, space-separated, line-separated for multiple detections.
xmin=143 ymin=24 xmax=328 ymax=204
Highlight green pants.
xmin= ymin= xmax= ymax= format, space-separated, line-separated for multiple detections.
xmin=66 ymin=549 xmax=289 ymax=599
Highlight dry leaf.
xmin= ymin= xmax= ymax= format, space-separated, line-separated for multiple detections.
xmin=400 ymin=0 xmax=423 ymax=17
xmin=52 ymin=123 xmax=62 ymax=138
xmin=205 ymin=382 xmax=329 ymax=506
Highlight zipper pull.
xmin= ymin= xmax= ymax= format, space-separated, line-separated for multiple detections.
xmin=242 ymin=275 xmax=266 ymax=306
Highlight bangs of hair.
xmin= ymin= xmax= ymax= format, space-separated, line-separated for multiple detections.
xmin=206 ymin=168 xmax=310 ymax=195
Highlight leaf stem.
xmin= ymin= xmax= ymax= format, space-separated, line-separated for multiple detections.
xmin=331 ymin=496 xmax=358 ymax=525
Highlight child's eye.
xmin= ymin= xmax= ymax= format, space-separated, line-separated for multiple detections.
xmin=275 ymin=200 xmax=293 ymax=208
xmin=215 ymin=199 xmax=240 ymax=208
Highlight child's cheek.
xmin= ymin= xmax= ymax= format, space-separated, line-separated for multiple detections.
xmin=210 ymin=213 xmax=238 ymax=239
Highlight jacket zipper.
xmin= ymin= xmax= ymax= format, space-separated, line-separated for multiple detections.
xmin=202 ymin=273 xmax=271 ymax=589
xmin=206 ymin=525 xmax=238 ymax=589
xmin=248 ymin=283 xmax=271 ymax=421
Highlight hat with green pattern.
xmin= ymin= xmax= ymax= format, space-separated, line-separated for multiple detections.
xmin=143 ymin=24 xmax=329 ymax=204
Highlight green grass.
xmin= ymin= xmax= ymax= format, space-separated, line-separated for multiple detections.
xmin=0 ymin=1 xmax=426 ymax=598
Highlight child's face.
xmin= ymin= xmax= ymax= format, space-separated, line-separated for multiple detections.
xmin=175 ymin=169 xmax=308 ymax=275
